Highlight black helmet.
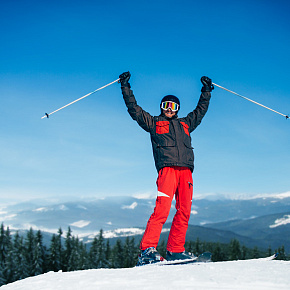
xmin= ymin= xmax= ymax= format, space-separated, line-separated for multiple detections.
xmin=160 ymin=95 xmax=180 ymax=113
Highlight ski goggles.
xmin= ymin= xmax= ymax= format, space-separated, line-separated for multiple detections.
xmin=161 ymin=101 xmax=179 ymax=112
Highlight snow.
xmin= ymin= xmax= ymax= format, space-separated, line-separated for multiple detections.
xmin=239 ymin=191 xmax=290 ymax=200
xmin=70 ymin=220 xmax=91 ymax=228
xmin=272 ymin=191 xmax=290 ymax=199
xmin=192 ymin=191 xmax=290 ymax=201
xmin=76 ymin=205 xmax=87 ymax=210
xmin=269 ymin=215 xmax=290 ymax=228
xmin=133 ymin=192 xmax=155 ymax=199
xmin=33 ymin=207 xmax=49 ymax=212
xmin=102 ymin=227 xmax=144 ymax=238
xmin=58 ymin=205 xmax=69 ymax=211
xmin=1 ymin=213 xmax=17 ymax=220
xmin=0 ymin=208 xmax=8 ymax=214
xmin=122 ymin=202 xmax=138 ymax=210
xmin=2 ymin=259 xmax=289 ymax=290
xmin=78 ymin=228 xmax=146 ymax=240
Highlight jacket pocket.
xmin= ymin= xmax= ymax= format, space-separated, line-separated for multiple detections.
xmin=156 ymin=121 xmax=169 ymax=134
xmin=180 ymin=122 xmax=190 ymax=136
xmin=183 ymin=141 xmax=194 ymax=163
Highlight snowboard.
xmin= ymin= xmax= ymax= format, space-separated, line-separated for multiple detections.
xmin=137 ymin=252 xmax=212 ymax=267
xmin=158 ymin=252 xmax=212 ymax=266
xmin=137 ymin=252 xmax=277 ymax=267
xmin=249 ymin=253 xmax=278 ymax=261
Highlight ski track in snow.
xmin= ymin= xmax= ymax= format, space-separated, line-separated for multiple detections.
xmin=1 ymin=259 xmax=289 ymax=290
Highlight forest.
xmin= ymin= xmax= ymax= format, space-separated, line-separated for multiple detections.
xmin=0 ymin=223 xmax=288 ymax=286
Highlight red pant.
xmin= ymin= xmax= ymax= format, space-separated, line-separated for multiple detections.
xmin=140 ymin=166 xmax=193 ymax=252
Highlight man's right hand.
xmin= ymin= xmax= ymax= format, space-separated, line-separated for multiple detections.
xmin=119 ymin=71 xmax=131 ymax=87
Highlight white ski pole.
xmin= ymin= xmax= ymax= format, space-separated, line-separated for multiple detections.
xmin=41 ymin=78 xmax=120 ymax=119
xmin=212 ymin=82 xmax=289 ymax=119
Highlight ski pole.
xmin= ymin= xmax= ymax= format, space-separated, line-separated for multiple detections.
xmin=41 ymin=78 xmax=120 ymax=119
xmin=212 ymin=82 xmax=289 ymax=119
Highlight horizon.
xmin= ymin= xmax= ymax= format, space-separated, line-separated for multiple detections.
xmin=1 ymin=190 xmax=290 ymax=207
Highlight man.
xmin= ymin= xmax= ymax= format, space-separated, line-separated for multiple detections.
xmin=119 ymin=72 xmax=213 ymax=265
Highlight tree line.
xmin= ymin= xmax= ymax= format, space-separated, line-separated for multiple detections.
xmin=0 ymin=223 xmax=288 ymax=286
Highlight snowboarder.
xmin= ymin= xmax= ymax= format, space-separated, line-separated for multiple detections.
xmin=119 ymin=72 xmax=213 ymax=265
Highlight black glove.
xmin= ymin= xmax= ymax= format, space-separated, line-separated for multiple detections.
xmin=201 ymin=76 xmax=214 ymax=92
xmin=119 ymin=71 xmax=131 ymax=88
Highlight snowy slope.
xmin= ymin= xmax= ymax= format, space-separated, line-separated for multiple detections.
xmin=1 ymin=259 xmax=289 ymax=290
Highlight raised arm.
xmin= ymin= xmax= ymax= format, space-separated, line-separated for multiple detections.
xmin=184 ymin=76 xmax=213 ymax=133
xmin=119 ymin=72 xmax=154 ymax=132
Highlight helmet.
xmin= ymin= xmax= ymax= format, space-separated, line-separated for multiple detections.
xmin=160 ymin=95 xmax=180 ymax=114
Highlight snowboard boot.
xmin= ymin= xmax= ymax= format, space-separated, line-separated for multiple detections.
xmin=166 ymin=250 xmax=197 ymax=261
xmin=137 ymin=247 xmax=165 ymax=266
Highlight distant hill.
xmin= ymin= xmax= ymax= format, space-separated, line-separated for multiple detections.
xmin=203 ymin=211 xmax=290 ymax=251
xmin=1 ymin=193 xmax=289 ymax=251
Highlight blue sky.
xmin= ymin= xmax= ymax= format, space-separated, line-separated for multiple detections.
xmin=0 ymin=0 xmax=289 ymax=203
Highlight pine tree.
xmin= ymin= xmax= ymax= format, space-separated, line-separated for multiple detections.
xmin=277 ymin=245 xmax=286 ymax=260
xmin=67 ymin=236 xmax=79 ymax=271
xmin=268 ymin=246 xmax=272 ymax=257
xmin=3 ymin=227 xmax=14 ymax=283
xmin=212 ymin=243 xmax=225 ymax=262
xmin=111 ymin=239 xmax=123 ymax=268
xmin=0 ymin=262 xmax=5 ymax=286
xmin=89 ymin=236 xmax=98 ymax=269
xmin=241 ymin=245 xmax=247 ymax=260
xmin=63 ymin=227 xmax=73 ymax=271
xmin=195 ymin=237 xmax=201 ymax=255
xmin=48 ymin=234 xmax=59 ymax=271
xmin=96 ymin=230 xmax=108 ymax=268
xmin=0 ymin=226 xmax=15 ymax=284
xmin=0 ymin=223 xmax=8 ymax=285
xmin=229 ymin=239 xmax=241 ymax=260
xmin=49 ymin=228 xmax=64 ymax=272
xmin=130 ymin=238 xmax=138 ymax=266
xmin=0 ymin=224 xmax=5 ymax=261
xmin=123 ymin=237 xmax=137 ymax=268
xmin=105 ymin=240 xmax=111 ymax=267
xmin=252 ymin=246 xmax=259 ymax=259
xmin=13 ymin=232 xmax=29 ymax=281
xmin=24 ymin=228 xmax=35 ymax=276
xmin=57 ymin=228 xmax=64 ymax=269
xmin=78 ymin=242 xmax=88 ymax=270
xmin=32 ymin=230 xmax=46 ymax=276
xmin=185 ymin=241 xmax=195 ymax=255
xmin=64 ymin=233 xmax=88 ymax=271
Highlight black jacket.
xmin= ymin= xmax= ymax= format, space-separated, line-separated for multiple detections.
xmin=121 ymin=86 xmax=211 ymax=172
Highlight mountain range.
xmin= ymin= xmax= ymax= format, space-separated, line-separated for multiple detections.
xmin=1 ymin=192 xmax=289 ymax=251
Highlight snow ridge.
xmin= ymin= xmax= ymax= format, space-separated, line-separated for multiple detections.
xmin=1 ymin=259 xmax=289 ymax=290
